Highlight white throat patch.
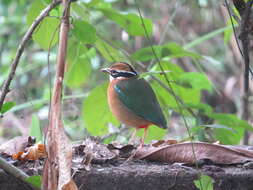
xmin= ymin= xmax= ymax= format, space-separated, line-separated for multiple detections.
xmin=109 ymin=76 xmax=125 ymax=81
xmin=109 ymin=75 xmax=114 ymax=82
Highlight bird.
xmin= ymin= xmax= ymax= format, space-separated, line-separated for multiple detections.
xmin=101 ymin=62 xmax=167 ymax=147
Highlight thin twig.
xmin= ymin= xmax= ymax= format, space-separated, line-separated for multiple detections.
xmin=224 ymin=0 xmax=244 ymax=57
xmin=0 ymin=0 xmax=61 ymax=112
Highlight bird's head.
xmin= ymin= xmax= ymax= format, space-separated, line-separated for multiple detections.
xmin=101 ymin=62 xmax=138 ymax=80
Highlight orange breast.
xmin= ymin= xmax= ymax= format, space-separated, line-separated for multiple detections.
xmin=108 ymin=79 xmax=152 ymax=128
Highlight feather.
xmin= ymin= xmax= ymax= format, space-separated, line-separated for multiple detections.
xmin=114 ymin=77 xmax=167 ymax=129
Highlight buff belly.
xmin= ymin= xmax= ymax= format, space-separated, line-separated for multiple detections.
xmin=107 ymin=80 xmax=152 ymax=128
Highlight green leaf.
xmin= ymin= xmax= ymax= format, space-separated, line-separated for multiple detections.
xmin=152 ymin=81 xmax=200 ymax=115
xmin=88 ymin=1 xmax=112 ymax=9
xmin=194 ymin=174 xmax=214 ymax=190
xmin=131 ymin=43 xmax=200 ymax=62
xmin=65 ymin=41 xmax=92 ymax=88
xmin=71 ymin=3 xmax=89 ymax=18
xmin=0 ymin=102 xmax=16 ymax=114
xmin=224 ymin=17 xmax=238 ymax=44
xmin=67 ymin=38 xmax=88 ymax=60
xmin=177 ymin=72 xmax=212 ymax=91
xmin=131 ymin=45 xmax=162 ymax=62
xmin=151 ymin=61 xmax=184 ymax=80
xmin=136 ymin=125 xmax=167 ymax=143
xmin=42 ymin=0 xmax=51 ymax=4
xmin=163 ymin=43 xmax=201 ymax=59
xmin=95 ymin=38 xmax=126 ymax=62
xmin=123 ymin=13 xmax=152 ymax=36
xmin=27 ymin=0 xmax=45 ymax=25
xmin=25 ymin=175 xmax=41 ymax=188
xmin=184 ymin=103 xmax=213 ymax=115
xmin=29 ymin=114 xmax=42 ymax=142
xmin=138 ymin=70 xmax=171 ymax=79
xmin=207 ymin=113 xmax=253 ymax=131
xmin=184 ymin=25 xmax=232 ymax=49
xmin=223 ymin=23 xmax=233 ymax=44
xmin=206 ymin=113 xmax=252 ymax=144
xmin=98 ymin=8 xmax=152 ymax=36
xmin=66 ymin=58 xmax=91 ymax=87
xmin=86 ymin=0 xmax=103 ymax=7
xmin=149 ymin=62 xmax=200 ymax=114
xmin=191 ymin=124 xmax=236 ymax=133
xmin=27 ymin=0 xmax=59 ymax=49
xmin=213 ymin=127 xmax=244 ymax=145
xmin=82 ymin=83 xmax=119 ymax=136
xmin=0 ymin=101 xmax=16 ymax=114
xmin=72 ymin=19 xmax=97 ymax=44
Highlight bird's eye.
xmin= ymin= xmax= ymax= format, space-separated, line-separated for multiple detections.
xmin=111 ymin=70 xmax=118 ymax=75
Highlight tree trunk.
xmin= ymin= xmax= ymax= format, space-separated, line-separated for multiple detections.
xmin=1 ymin=161 xmax=253 ymax=190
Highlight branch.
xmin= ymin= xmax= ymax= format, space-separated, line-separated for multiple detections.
xmin=238 ymin=0 xmax=253 ymax=145
xmin=0 ymin=0 xmax=61 ymax=113
xmin=0 ymin=157 xmax=36 ymax=189
xmin=43 ymin=0 xmax=77 ymax=189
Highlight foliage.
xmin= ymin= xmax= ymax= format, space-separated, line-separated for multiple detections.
xmin=194 ymin=174 xmax=214 ymax=190
xmin=27 ymin=0 xmax=60 ymax=49
xmin=82 ymin=83 xmax=119 ymax=136
xmin=29 ymin=114 xmax=42 ymax=142
xmin=0 ymin=0 xmax=252 ymax=145
xmin=0 ymin=102 xmax=16 ymax=115
xmin=25 ymin=175 xmax=42 ymax=188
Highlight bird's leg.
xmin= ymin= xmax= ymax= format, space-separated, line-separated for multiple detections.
xmin=129 ymin=128 xmax=139 ymax=144
xmin=124 ymin=126 xmax=148 ymax=163
xmin=139 ymin=126 xmax=148 ymax=148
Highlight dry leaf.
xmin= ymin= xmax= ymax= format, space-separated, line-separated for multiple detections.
xmin=151 ymin=139 xmax=178 ymax=147
xmin=0 ymin=136 xmax=35 ymax=156
xmin=62 ymin=179 xmax=78 ymax=190
xmin=107 ymin=143 xmax=135 ymax=158
xmin=134 ymin=142 xmax=253 ymax=165
xmin=12 ymin=143 xmax=46 ymax=161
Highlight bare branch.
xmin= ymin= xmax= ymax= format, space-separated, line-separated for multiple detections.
xmin=0 ymin=157 xmax=36 ymax=189
xmin=0 ymin=0 xmax=61 ymax=113
xmin=43 ymin=0 xmax=77 ymax=189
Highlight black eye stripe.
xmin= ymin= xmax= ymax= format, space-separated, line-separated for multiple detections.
xmin=111 ymin=70 xmax=118 ymax=74
xmin=111 ymin=70 xmax=137 ymax=78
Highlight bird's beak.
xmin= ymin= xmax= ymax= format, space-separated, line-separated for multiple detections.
xmin=100 ymin=68 xmax=111 ymax=74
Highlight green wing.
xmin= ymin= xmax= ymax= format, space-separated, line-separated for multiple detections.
xmin=114 ymin=77 xmax=167 ymax=128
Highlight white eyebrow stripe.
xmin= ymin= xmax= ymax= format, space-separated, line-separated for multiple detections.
xmin=117 ymin=70 xmax=137 ymax=75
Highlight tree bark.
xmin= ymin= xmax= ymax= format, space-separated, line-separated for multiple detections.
xmin=1 ymin=161 xmax=253 ymax=190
